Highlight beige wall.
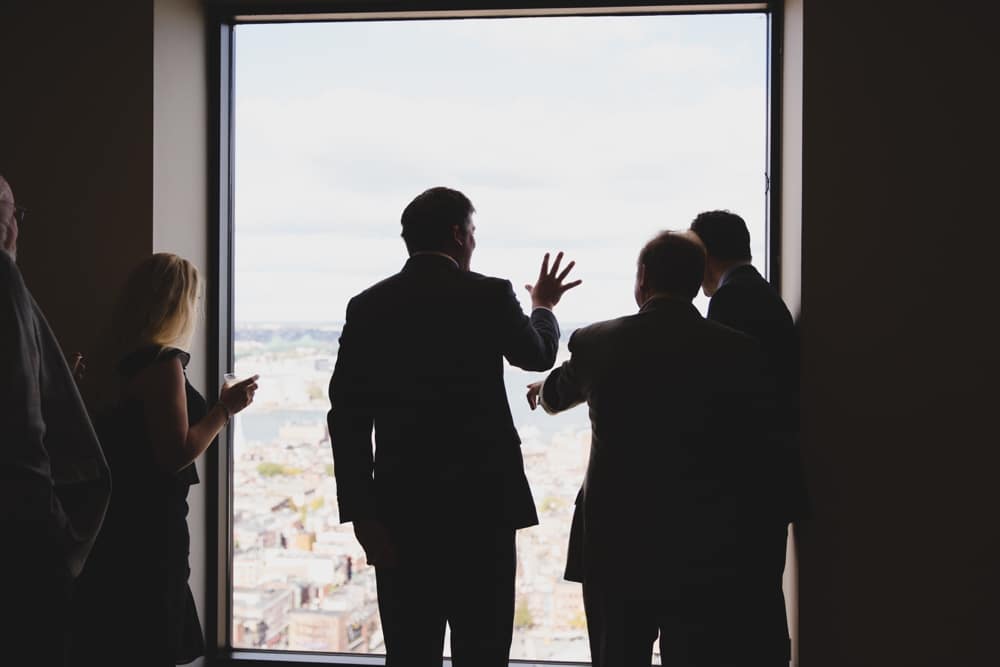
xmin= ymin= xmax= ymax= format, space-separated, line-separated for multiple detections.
xmin=153 ymin=0 xmax=212 ymax=655
xmin=797 ymin=2 xmax=1000 ymax=666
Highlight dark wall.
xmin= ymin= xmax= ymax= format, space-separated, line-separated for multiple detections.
xmin=0 ymin=1 xmax=154 ymax=366
xmin=798 ymin=3 xmax=1000 ymax=665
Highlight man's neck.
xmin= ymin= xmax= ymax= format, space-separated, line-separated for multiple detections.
xmin=410 ymin=251 xmax=459 ymax=269
xmin=639 ymin=291 xmax=686 ymax=308
xmin=715 ymin=260 xmax=752 ymax=288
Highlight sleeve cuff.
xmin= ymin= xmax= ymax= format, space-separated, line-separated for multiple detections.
xmin=539 ymin=374 xmax=558 ymax=415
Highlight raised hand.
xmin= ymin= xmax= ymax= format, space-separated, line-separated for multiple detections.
xmin=70 ymin=352 xmax=86 ymax=384
xmin=524 ymin=251 xmax=582 ymax=309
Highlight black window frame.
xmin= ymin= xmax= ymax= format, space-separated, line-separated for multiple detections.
xmin=208 ymin=2 xmax=784 ymax=664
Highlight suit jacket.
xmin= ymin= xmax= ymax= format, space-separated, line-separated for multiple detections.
xmin=0 ymin=251 xmax=111 ymax=578
xmin=328 ymin=253 xmax=560 ymax=529
xmin=710 ymin=264 xmax=798 ymax=403
xmin=710 ymin=264 xmax=809 ymax=521
xmin=541 ymin=296 xmax=783 ymax=592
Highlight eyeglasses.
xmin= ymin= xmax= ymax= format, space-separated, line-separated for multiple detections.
xmin=1 ymin=202 xmax=27 ymax=226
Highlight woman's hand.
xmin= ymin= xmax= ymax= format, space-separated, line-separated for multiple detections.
xmin=219 ymin=375 xmax=259 ymax=416
xmin=70 ymin=352 xmax=86 ymax=384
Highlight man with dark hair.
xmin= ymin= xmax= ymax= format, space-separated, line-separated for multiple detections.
xmin=400 ymin=186 xmax=477 ymax=258
xmin=329 ymin=186 xmax=581 ymax=666
xmin=528 ymin=231 xmax=787 ymax=666
xmin=690 ymin=209 xmax=808 ymax=666
xmin=690 ymin=210 xmax=798 ymax=399
xmin=0 ymin=173 xmax=111 ymax=667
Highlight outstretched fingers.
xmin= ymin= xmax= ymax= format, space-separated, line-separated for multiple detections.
xmin=538 ymin=252 xmax=550 ymax=280
xmin=560 ymin=279 xmax=583 ymax=294
xmin=549 ymin=251 xmax=564 ymax=278
xmin=557 ymin=260 xmax=575 ymax=282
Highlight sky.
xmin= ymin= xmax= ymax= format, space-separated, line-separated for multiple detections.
xmin=233 ymin=13 xmax=768 ymax=325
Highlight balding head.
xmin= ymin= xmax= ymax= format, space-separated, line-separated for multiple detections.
xmin=634 ymin=230 xmax=707 ymax=306
xmin=0 ymin=174 xmax=18 ymax=259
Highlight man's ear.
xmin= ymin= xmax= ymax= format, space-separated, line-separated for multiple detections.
xmin=451 ymin=224 xmax=464 ymax=247
xmin=637 ymin=263 xmax=647 ymax=291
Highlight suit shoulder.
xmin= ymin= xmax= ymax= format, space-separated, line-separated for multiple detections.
xmin=568 ymin=315 xmax=631 ymax=347
xmin=465 ymin=271 xmax=512 ymax=290
xmin=0 ymin=249 xmax=20 ymax=285
xmin=348 ymin=272 xmax=405 ymax=304
xmin=0 ymin=251 xmax=31 ymax=308
xmin=718 ymin=276 xmax=793 ymax=320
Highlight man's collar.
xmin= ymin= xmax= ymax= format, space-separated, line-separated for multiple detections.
xmin=639 ymin=293 xmax=697 ymax=314
xmin=409 ymin=251 xmax=459 ymax=269
xmin=717 ymin=261 xmax=753 ymax=290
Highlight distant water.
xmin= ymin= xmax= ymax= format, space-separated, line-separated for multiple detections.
xmin=237 ymin=409 xmax=328 ymax=444
xmin=235 ymin=366 xmax=589 ymax=447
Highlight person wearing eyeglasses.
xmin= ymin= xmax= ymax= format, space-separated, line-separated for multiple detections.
xmin=0 ymin=173 xmax=112 ymax=667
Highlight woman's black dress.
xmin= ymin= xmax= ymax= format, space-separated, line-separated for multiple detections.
xmin=73 ymin=346 xmax=208 ymax=665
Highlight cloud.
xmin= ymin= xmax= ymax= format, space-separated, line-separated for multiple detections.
xmin=233 ymin=13 xmax=769 ymax=323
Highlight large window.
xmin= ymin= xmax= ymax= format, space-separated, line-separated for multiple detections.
xmin=225 ymin=7 xmax=770 ymax=663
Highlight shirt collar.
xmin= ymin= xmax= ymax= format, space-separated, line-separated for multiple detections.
xmin=409 ymin=251 xmax=459 ymax=269
xmin=717 ymin=261 xmax=752 ymax=290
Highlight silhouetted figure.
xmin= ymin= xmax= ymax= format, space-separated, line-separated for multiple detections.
xmin=0 ymin=174 xmax=111 ymax=667
xmin=329 ymin=186 xmax=580 ymax=666
xmin=691 ymin=210 xmax=811 ymax=662
xmin=691 ymin=210 xmax=800 ymax=410
xmin=529 ymin=231 xmax=789 ymax=667
xmin=71 ymin=254 xmax=258 ymax=666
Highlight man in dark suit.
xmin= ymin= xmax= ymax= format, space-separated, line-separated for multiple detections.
xmin=328 ymin=186 xmax=580 ymax=666
xmin=0 ymin=173 xmax=112 ymax=667
xmin=690 ymin=210 xmax=799 ymax=405
xmin=529 ymin=231 xmax=788 ymax=667
xmin=691 ymin=209 xmax=810 ymax=664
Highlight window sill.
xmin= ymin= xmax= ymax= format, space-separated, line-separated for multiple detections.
xmin=217 ymin=650 xmax=588 ymax=667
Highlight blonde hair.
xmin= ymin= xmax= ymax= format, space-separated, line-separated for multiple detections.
xmin=111 ymin=253 xmax=202 ymax=359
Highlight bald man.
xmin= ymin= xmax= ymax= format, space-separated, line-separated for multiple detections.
xmin=0 ymin=174 xmax=111 ymax=666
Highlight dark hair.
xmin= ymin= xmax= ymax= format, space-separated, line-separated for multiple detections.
xmin=400 ymin=187 xmax=475 ymax=253
xmin=637 ymin=231 xmax=706 ymax=301
xmin=690 ymin=210 xmax=752 ymax=262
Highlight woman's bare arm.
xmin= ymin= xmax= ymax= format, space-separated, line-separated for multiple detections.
xmin=136 ymin=358 xmax=256 ymax=473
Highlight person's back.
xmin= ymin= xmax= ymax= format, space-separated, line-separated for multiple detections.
xmin=339 ymin=255 xmax=557 ymax=526
xmin=329 ymin=186 xmax=580 ymax=666
xmin=692 ymin=210 xmax=799 ymax=404
xmin=709 ymin=263 xmax=799 ymax=398
xmin=535 ymin=231 xmax=787 ymax=667
xmin=565 ymin=298 xmax=776 ymax=586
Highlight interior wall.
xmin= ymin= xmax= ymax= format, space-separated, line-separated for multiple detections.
xmin=779 ymin=4 xmax=803 ymax=663
xmin=153 ymin=2 xmax=211 ymax=660
xmin=796 ymin=2 xmax=1000 ymax=666
xmin=0 ymin=1 xmax=154 ymax=371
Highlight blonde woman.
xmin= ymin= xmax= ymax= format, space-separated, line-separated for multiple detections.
xmin=72 ymin=253 xmax=257 ymax=666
